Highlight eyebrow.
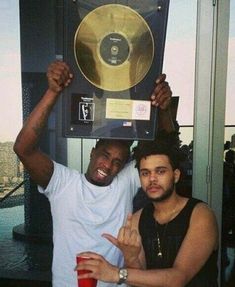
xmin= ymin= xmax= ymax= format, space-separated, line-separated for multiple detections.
xmin=155 ymin=166 xmax=168 ymax=170
xmin=140 ymin=166 xmax=168 ymax=172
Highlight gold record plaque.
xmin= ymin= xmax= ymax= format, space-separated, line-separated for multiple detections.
xmin=63 ymin=0 xmax=170 ymax=140
xmin=74 ymin=4 xmax=154 ymax=92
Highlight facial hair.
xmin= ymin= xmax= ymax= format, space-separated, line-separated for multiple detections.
xmin=147 ymin=179 xmax=175 ymax=203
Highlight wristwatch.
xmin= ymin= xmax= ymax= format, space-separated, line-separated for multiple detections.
xmin=117 ymin=268 xmax=128 ymax=285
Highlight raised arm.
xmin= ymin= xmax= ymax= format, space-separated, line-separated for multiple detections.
xmin=13 ymin=61 xmax=73 ymax=188
xmin=151 ymin=74 xmax=175 ymax=133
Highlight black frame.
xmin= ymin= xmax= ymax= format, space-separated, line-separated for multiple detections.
xmin=63 ymin=0 xmax=170 ymax=140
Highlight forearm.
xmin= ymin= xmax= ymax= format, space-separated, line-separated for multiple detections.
xmin=14 ymin=88 xmax=59 ymax=156
xmin=76 ymin=254 xmax=186 ymax=287
xmin=99 ymin=266 xmax=185 ymax=287
xmin=124 ymin=257 xmax=144 ymax=269
xmin=124 ymin=267 xmax=185 ymax=287
xmin=157 ymin=108 xmax=175 ymax=133
xmin=124 ymin=248 xmax=146 ymax=269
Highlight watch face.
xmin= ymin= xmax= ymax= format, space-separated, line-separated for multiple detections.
xmin=118 ymin=268 xmax=128 ymax=284
xmin=120 ymin=269 xmax=128 ymax=278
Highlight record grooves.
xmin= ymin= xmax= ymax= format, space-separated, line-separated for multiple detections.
xmin=74 ymin=4 xmax=154 ymax=91
xmin=63 ymin=0 xmax=170 ymax=140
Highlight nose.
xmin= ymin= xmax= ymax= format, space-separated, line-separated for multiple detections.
xmin=103 ymin=158 xmax=112 ymax=170
xmin=149 ymin=172 xmax=157 ymax=182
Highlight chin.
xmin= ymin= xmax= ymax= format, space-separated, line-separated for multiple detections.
xmin=151 ymin=197 xmax=165 ymax=203
xmin=146 ymin=192 xmax=162 ymax=200
xmin=94 ymin=178 xmax=112 ymax=186
xmin=95 ymin=180 xmax=107 ymax=186
xmin=148 ymin=195 xmax=161 ymax=202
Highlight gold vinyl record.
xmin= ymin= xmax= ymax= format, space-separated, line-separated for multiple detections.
xmin=74 ymin=4 xmax=154 ymax=91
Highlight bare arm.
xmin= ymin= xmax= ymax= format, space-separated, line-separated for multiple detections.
xmin=125 ymin=203 xmax=219 ymax=287
xmin=151 ymin=74 xmax=175 ymax=133
xmin=14 ymin=61 xmax=73 ymax=188
xmin=76 ymin=204 xmax=218 ymax=287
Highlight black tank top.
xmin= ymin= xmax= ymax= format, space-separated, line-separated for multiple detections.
xmin=139 ymin=197 xmax=218 ymax=287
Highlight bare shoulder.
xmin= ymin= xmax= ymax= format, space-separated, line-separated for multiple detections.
xmin=191 ymin=201 xmax=218 ymax=227
xmin=190 ymin=201 xmax=219 ymax=248
xmin=192 ymin=201 xmax=217 ymax=220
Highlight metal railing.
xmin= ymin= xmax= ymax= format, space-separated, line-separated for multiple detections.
xmin=0 ymin=180 xmax=26 ymax=203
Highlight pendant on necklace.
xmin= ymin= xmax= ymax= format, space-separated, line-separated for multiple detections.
xmin=156 ymin=232 xmax=163 ymax=258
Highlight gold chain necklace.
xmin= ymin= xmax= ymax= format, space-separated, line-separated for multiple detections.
xmin=156 ymin=232 xmax=163 ymax=258
xmin=155 ymin=221 xmax=168 ymax=258
xmin=155 ymin=207 xmax=178 ymax=258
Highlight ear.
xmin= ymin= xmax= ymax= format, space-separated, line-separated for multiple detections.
xmin=90 ymin=148 xmax=95 ymax=159
xmin=174 ymin=169 xmax=181 ymax=183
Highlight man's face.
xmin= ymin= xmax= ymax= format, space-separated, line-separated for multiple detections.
xmin=86 ymin=142 xmax=128 ymax=186
xmin=139 ymin=154 xmax=180 ymax=202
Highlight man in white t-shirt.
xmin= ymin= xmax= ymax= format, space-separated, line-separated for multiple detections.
xmin=14 ymin=61 xmax=173 ymax=287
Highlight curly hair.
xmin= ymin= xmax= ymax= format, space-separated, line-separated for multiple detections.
xmin=133 ymin=132 xmax=182 ymax=171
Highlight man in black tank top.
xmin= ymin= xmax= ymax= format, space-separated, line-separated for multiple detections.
xmin=75 ymin=139 xmax=219 ymax=287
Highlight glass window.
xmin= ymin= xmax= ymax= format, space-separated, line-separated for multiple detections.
xmin=0 ymin=0 xmax=24 ymax=270
xmin=163 ymin=0 xmax=197 ymax=145
xmin=222 ymin=1 xmax=235 ymax=285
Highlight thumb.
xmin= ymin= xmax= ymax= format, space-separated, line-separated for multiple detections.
xmin=102 ymin=233 xmax=118 ymax=247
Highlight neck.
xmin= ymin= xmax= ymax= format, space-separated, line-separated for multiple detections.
xmin=153 ymin=194 xmax=185 ymax=224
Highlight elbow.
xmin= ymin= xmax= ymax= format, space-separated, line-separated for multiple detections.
xmin=13 ymin=140 xmax=26 ymax=158
xmin=13 ymin=140 xmax=21 ymax=157
xmin=13 ymin=139 xmax=36 ymax=160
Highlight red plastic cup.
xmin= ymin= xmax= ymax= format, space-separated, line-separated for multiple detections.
xmin=76 ymin=256 xmax=97 ymax=287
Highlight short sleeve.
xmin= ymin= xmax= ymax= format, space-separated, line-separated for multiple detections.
xmin=38 ymin=161 xmax=80 ymax=200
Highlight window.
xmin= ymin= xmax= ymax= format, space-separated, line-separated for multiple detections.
xmin=163 ymin=0 xmax=197 ymax=144
xmin=0 ymin=0 xmax=24 ymax=270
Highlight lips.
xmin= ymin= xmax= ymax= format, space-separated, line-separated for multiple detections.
xmin=97 ymin=169 xmax=108 ymax=178
xmin=147 ymin=185 xmax=162 ymax=193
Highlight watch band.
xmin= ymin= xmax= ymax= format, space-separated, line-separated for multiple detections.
xmin=117 ymin=268 xmax=128 ymax=285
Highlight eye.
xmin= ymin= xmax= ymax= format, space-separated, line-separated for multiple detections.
xmin=156 ymin=169 xmax=166 ymax=175
xmin=140 ymin=170 xmax=149 ymax=177
xmin=113 ymin=160 xmax=122 ymax=169
xmin=101 ymin=152 xmax=109 ymax=159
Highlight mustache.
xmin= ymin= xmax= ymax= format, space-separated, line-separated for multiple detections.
xmin=146 ymin=183 xmax=162 ymax=190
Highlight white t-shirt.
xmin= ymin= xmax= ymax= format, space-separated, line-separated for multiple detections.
xmin=38 ymin=160 xmax=140 ymax=287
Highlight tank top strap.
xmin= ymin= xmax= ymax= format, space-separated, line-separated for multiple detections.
xmin=139 ymin=198 xmax=204 ymax=237
xmin=177 ymin=197 xmax=203 ymax=221
xmin=139 ymin=202 xmax=155 ymax=238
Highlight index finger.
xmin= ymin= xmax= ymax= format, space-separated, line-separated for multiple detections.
xmin=155 ymin=73 xmax=166 ymax=84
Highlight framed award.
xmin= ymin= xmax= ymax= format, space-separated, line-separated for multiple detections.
xmin=63 ymin=0 xmax=170 ymax=140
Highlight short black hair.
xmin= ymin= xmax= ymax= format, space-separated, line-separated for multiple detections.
xmin=95 ymin=139 xmax=133 ymax=162
xmin=133 ymin=133 xmax=182 ymax=171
